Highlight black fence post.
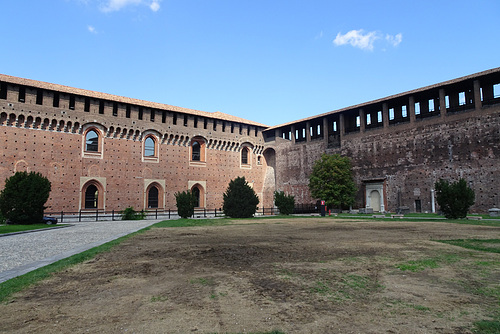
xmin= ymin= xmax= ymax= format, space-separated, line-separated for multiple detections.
xmin=155 ymin=209 xmax=158 ymax=219
xmin=60 ymin=211 xmax=63 ymax=223
xmin=112 ymin=210 xmax=114 ymax=221
xmin=168 ymin=209 xmax=170 ymax=220
xmin=204 ymin=208 xmax=206 ymax=218
xmin=96 ymin=209 xmax=99 ymax=221
xmin=79 ymin=210 xmax=82 ymax=222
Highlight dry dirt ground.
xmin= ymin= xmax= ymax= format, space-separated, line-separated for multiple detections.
xmin=1 ymin=218 xmax=500 ymax=334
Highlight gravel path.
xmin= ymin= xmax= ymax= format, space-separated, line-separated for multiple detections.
xmin=0 ymin=220 xmax=159 ymax=283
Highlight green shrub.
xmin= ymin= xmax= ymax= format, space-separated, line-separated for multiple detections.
xmin=0 ymin=172 xmax=51 ymax=225
xmin=120 ymin=207 xmax=146 ymax=220
xmin=223 ymin=177 xmax=259 ymax=218
xmin=274 ymin=191 xmax=295 ymax=215
xmin=435 ymin=178 xmax=475 ymax=219
xmin=175 ymin=191 xmax=196 ymax=218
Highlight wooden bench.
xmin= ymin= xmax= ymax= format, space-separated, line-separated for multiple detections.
xmin=391 ymin=214 xmax=405 ymax=219
xmin=466 ymin=216 xmax=482 ymax=220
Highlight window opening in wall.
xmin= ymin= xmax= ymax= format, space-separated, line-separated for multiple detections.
xmin=0 ymin=82 xmax=7 ymax=99
xmin=415 ymin=102 xmax=420 ymax=115
xmin=85 ymin=185 xmax=98 ymax=209
xmin=162 ymin=111 xmax=166 ymax=123
xmin=494 ymin=83 xmax=500 ymax=98
xmin=194 ymin=116 xmax=198 ymax=128
xmin=317 ymin=124 xmax=321 ymax=135
xmin=112 ymin=102 xmax=118 ymax=116
xmin=302 ymin=128 xmax=306 ymax=138
xmin=99 ymin=101 xmax=105 ymax=114
xmin=428 ymin=99 xmax=434 ymax=112
xmin=389 ymin=108 xmax=394 ymax=120
xmin=333 ymin=121 xmax=337 ymax=132
xmin=366 ymin=114 xmax=371 ymax=125
xmin=69 ymin=95 xmax=75 ymax=110
xmin=480 ymin=88 xmax=483 ymax=101
xmin=144 ymin=137 xmax=155 ymax=157
xmin=192 ymin=187 xmax=200 ymax=207
xmin=231 ymin=123 xmax=234 ymax=133
xmin=459 ymin=92 xmax=466 ymax=105
xmin=255 ymin=127 xmax=258 ymax=136
xmin=241 ymin=147 xmax=249 ymax=164
xmin=138 ymin=107 xmax=143 ymax=120
xmin=377 ymin=111 xmax=382 ymax=123
xmin=84 ymin=98 xmax=90 ymax=112
xmin=204 ymin=118 xmax=207 ymax=129
xmin=126 ymin=105 xmax=131 ymax=118
xmin=222 ymin=122 xmax=226 ymax=132
xmin=247 ymin=126 xmax=250 ymax=136
xmin=85 ymin=130 xmax=99 ymax=152
xmin=184 ymin=114 xmax=188 ymax=126
xmin=192 ymin=141 xmax=201 ymax=161
xmin=295 ymin=129 xmax=299 ymax=139
xmin=239 ymin=124 xmax=242 ymax=135
xmin=173 ymin=113 xmax=177 ymax=125
xmin=356 ymin=116 xmax=360 ymax=127
xmin=36 ymin=89 xmax=43 ymax=105
xmin=213 ymin=120 xmax=217 ymax=131
xmin=257 ymin=156 xmax=262 ymax=165
xmin=150 ymin=109 xmax=155 ymax=122
xmin=148 ymin=186 xmax=159 ymax=208
xmin=445 ymin=96 xmax=450 ymax=108
xmin=53 ymin=92 xmax=60 ymax=107
xmin=18 ymin=86 xmax=25 ymax=102
xmin=402 ymin=105 xmax=407 ymax=117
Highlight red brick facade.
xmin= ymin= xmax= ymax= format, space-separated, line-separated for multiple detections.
xmin=1 ymin=68 xmax=500 ymax=214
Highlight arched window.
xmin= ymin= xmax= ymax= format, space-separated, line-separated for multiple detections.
xmin=192 ymin=187 xmax=200 ymax=207
xmin=85 ymin=130 xmax=99 ymax=152
xmin=85 ymin=184 xmax=98 ymax=209
xmin=241 ymin=147 xmax=249 ymax=164
xmin=148 ymin=186 xmax=159 ymax=208
xmin=144 ymin=136 xmax=156 ymax=157
xmin=192 ymin=141 xmax=201 ymax=161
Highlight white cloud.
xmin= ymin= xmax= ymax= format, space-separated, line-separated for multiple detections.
xmin=87 ymin=25 xmax=97 ymax=33
xmin=386 ymin=33 xmax=403 ymax=47
xmin=100 ymin=0 xmax=160 ymax=12
xmin=150 ymin=0 xmax=160 ymax=12
xmin=333 ymin=29 xmax=379 ymax=51
xmin=333 ymin=29 xmax=403 ymax=51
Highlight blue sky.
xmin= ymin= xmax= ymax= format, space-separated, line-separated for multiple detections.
xmin=1 ymin=0 xmax=499 ymax=126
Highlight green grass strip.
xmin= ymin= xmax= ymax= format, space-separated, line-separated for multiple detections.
xmin=0 ymin=224 xmax=153 ymax=303
xmin=0 ymin=224 xmax=66 ymax=234
xmin=473 ymin=320 xmax=500 ymax=333
xmin=438 ymin=239 xmax=500 ymax=254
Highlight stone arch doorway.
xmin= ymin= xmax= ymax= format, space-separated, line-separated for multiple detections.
xmin=81 ymin=180 xmax=105 ymax=210
xmin=191 ymin=183 xmax=205 ymax=208
xmin=364 ymin=180 xmax=386 ymax=212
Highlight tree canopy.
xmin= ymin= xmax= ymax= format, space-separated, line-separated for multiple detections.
xmin=435 ymin=178 xmax=475 ymax=219
xmin=223 ymin=177 xmax=259 ymax=218
xmin=175 ymin=190 xmax=196 ymax=219
xmin=308 ymin=154 xmax=356 ymax=209
xmin=0 ymin=171 xmax=51 ymax=224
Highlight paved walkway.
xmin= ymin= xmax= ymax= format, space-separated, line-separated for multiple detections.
xmin=0 ymin=220 xmax=160 ymax=283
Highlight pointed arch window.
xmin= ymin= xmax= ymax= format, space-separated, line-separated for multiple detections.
xmin=85 ymin=130 xmax=99 ymax=152
xmin=241 ymin=147 xmax=249 ymax=164
xmin=144 ymin=136 xmax=155 ymax=157
xmin=192 ymin=141 xmax=201 ymax=161
xmin=192 ymin=187 xmax=200 ymax=207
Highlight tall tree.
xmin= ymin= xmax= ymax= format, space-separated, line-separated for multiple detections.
xmin=223 ymin=177 xmax=259 ymax=218
xmin=0 ymin=171 xmax=51 ymax=224
xmin=435 ymin=178 xmax=475 ymax=219
xmin=308 ymin=154 xmax=356 ymax=209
